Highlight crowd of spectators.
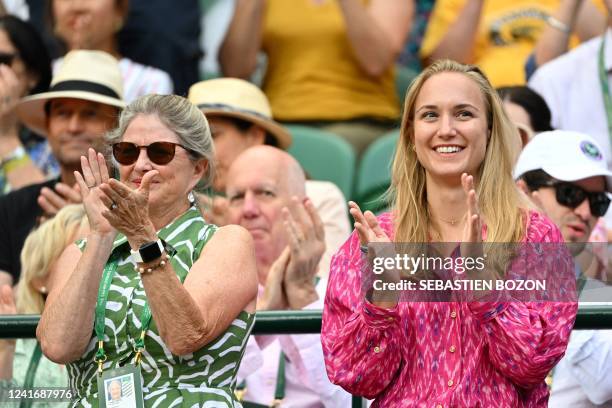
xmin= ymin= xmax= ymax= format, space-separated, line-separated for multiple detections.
xmin=0 ymin=0 xmax=610 ymax=406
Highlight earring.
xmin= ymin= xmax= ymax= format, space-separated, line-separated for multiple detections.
xmin=188 ymin=191 xmax=195 ymax=204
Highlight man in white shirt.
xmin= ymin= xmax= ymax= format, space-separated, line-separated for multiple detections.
xmin=514 ymin=130 xmax=612 ymax=407
xmin=528 ymin=0 xmax=612 ymax=230
xmin=225 ymin=146 xmax=351 ymax=407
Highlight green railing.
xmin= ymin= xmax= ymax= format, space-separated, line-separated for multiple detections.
xmin=1 ymin=306 xmax=611 ymax=337
xmin=1 ymin=306 xmax=610 ymax=408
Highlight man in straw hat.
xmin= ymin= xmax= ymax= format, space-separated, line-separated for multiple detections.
xmin=188 ymin=78 xmax=350 ymax=278
xmin=0 ymin=50 xmax=124 ymax=285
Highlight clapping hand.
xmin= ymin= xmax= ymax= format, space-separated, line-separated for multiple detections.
xmin=258 ymin=247 xmax=290 ymax=311
xmin=460 ymin=173 xmax=482 ymax=244
xmin=282 ymin=197 xmax=325 ymax=309
xmin=349 ymin=201 xmax=392 ymax=246
xmin=38 ymin=182 xmax=82 ymax=221
xmin=74 ymin=148 xmax=115 ymax=236
xmin=98 ymin=170 xmax=158 ymax=249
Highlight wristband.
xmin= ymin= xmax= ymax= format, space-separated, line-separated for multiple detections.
xmin=546 ymin=16 xmax=571 ymax=34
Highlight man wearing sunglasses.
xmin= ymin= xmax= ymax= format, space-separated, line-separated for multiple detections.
xmin=514 ymin=130 xmax=612 ymax=407
xmin=0 ymin=50 xmax=124 ymax=286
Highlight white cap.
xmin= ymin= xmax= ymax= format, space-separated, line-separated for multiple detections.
xmin=513 ymin=130 xmax=612 ymax=192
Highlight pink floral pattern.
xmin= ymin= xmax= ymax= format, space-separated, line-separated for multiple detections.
xmin=322 ymin=211 xmax=578 ymax=407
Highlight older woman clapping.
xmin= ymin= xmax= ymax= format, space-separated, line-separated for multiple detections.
xmin=37 ymin=94 xmax=258 ymax=407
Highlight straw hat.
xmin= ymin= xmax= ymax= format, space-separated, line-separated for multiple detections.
xmin=17 ymin=50 xmax=125 ymax=136
xmin=188 ymin=78 xmax=291 ymax=149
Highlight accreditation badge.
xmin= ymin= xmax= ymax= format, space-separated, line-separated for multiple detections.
xmin=97 ymin=365 xmax=144 ymax=408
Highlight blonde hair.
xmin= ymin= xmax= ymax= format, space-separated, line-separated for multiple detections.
xmin=391 ymin=59 xmax=526 ymax=243
xmin=16 ymin=204 xmax=87 ymax=314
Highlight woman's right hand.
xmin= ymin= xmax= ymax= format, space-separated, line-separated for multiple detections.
xmin=74 ymin=148 xmax=116 ymax=236
xmin=348 ymin=201 xmax=391 ymax=245
xmin=349 ymin=202 xmax=400 ymax=307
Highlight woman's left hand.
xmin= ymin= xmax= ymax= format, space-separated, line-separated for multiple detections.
xmin=461 ymin=173 xmax=482 ymax=243
xmin=99 ymin=171 xmax=159 ymax=248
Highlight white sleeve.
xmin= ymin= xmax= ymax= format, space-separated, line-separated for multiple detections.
xmin=528 ymin=66 xmax=562 ymax=130
xmin=563 ymin=330 xmax=612 ymax=405
xmin=306 ymin=181 xmax=351 ymax=279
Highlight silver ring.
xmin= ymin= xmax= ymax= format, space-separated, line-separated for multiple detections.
xmin=110 ymin=202 xmax=117 ymax=210
xmin=360 ymin=245 xmax=368 ymax=254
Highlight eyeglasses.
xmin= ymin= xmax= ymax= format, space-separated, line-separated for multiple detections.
xmin=112 ymin=141 xmax=189 ymax=165
xmin=0 ymin=52 xmax=16 ymax=66
xmin=538 ymin=181 xmax=611 ymax=217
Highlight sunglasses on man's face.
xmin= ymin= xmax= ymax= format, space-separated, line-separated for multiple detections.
xmin=112 ymin=141 xmax=189 ymax=166
xmin=540 ymin=181 xmax=611 ymax=217
xmin=0 ymin=52 xmax=16 ymax=66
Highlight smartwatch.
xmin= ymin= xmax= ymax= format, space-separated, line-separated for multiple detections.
xmin=131 ymin=239 xmax=165 ymax=263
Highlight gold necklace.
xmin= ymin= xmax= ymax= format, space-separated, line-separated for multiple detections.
xmin=428 ymin=209 xmax=467 ymax=226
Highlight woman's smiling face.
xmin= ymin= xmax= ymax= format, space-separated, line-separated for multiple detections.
xmin=412 ymin=72 xmax=490 ymax=182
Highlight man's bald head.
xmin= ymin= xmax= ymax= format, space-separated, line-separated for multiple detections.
xmin=225 ymin=146 xmax=307 ymax=277
xmin=227 ymin=145 xmax=306 ymax=197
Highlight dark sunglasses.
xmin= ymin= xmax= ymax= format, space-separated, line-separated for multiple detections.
xmin=112 ymin=141 xmax=190 ymax=165
xmin=538 ymin=181 xmax=611 ymax=217
xmin=0 ymin=52 xmax=16 ymax=66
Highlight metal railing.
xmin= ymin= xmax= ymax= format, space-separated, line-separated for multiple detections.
xmin=1 ymin=305 xmax=610 ymax=408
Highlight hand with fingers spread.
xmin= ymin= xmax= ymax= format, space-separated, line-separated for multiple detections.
xmin=282 ymin=197 xmax=325 ymax=309
xmin=99 ymin=170 xmax=159 ymax=249
xmin=349 ymin=201 xmax=401 ymax=307
xmin=348 ymin=201 xmax=392 ymax=247
xmin=74 ymin=148 xmax=116 ymax=237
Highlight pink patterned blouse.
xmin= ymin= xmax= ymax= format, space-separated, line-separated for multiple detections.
xmin=322 ymin=211 xmax=578 ymax=407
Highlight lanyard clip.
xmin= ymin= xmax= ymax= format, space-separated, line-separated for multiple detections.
xmin=94 ymin=341 xmax=107 ymax=374
xmin=133 ymin=330 xmax=147 ymax=366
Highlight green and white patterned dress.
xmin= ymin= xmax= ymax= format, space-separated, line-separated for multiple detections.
xmin=68 ymin=206 xmax=254 ymax=407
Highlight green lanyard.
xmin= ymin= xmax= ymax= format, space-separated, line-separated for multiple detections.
xmin=18 ymin=342 xmax=43 ymax=408
xmin=94 ymin=255 xmax=153 ymax=373
xmin=598 ymin=33 xmax=612 ymax=143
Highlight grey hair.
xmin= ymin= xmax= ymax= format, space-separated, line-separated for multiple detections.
xmin=106 ymin=94 xmax=215 ymax=190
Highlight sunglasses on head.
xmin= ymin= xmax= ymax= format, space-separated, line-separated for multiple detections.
xmin=112 ymin=141 xmax=189 ymax=166
xmin=0 ymin=52 xmax=16 ymax=66
xmin=538 ymin=181 xmax=611 ymax=217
